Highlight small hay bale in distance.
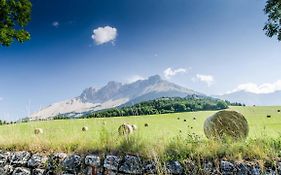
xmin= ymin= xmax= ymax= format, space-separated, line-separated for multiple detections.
xmin=131 ymin=124 xmax=138 ymax=131
xmin=118 ymin=123 xmax=134 ymax=135
xmin=82 ymin=126 xmax=89 ymax=131
xmin=193 ymin=117 xmax=196 ymax=120
xmin=267 ymin=115 xmax=271 ymax=118
xmin=277 ymin=110 xmax=280 ymax=113
xmin=177 ymin=117 xmax=180 ymax=120
xmin=204 ymin=110 xmax=249 ymax=141
xmin=183 ymin=119 xmax=187 ymax=122
xmin=144 ymin=123 xmax=149 ymax=127
xmin=34 ymin=128 xmax=43 ymax=135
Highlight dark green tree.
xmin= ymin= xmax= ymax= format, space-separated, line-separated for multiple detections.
xmin=264 ymin=0 xmax=281 ymax=41
xmin=0 ymin=0 xmax=32 ymax=46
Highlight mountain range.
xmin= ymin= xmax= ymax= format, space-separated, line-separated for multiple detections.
xmin=30 ymin=75 xmax=281 ymax=120
xmin=30 ymin=75 xmax=202 ymax=120
xmin=217 ymin=90 xmax=281 ymax=106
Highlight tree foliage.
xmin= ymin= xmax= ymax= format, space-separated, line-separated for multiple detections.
xmin=264 ymin=0 xmax=281 ymax=41
xmin=83 ymin=96 xmax=230 ymax=118
xmin=0 ymin=0 xmax=32 ymax=46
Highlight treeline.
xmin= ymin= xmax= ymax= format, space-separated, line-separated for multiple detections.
xmin=0 ymin=120 xmax=16 ymax=125
xmin=225 ymin=101 xmax=245 ymax=107
xmin=54 ymin=96 xmax=233 ymax=120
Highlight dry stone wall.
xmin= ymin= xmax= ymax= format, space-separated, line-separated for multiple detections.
xmin=0 ymin=151 xmax=280 ymax=174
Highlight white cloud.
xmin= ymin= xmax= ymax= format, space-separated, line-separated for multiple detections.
xmin=163 ymin=67 xmax=187 ymax=79
xmin=92 ymin=26 xmax=117 ymax=45
xmin=228 ymin=80 xmax=281 ymax=94
xmin=0 ymin=97 xmax=3 ymax=101
xmin=195 ymin=74 xmax=214 ymax=87
xmin=52 ymin=21 xmax=59 ymax=27
xmin=126 ymin=75 xmax=145 ymax=84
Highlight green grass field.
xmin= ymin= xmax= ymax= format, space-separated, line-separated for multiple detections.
xmin=0 ymin=106 xmax=281 ymax=159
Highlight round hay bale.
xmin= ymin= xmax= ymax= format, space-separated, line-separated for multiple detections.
xmin=144 ymin=123 xmax=149 ymax=127
xmin=277 ymin=110 xmax=280 ymax=113
xmin=267 ymin=115 xmax=271 ymax=118
xmin=183 ymin=119 xmax=187 ymax=122
xmin=131 ymin=124 xmax=137 ymax=131
xmin=177 ymin=117 xmax=180 ymax=120
xmin=82 ymin=126 xmax=88 ymax=131
xmin=204 ymin=110 xmax=249 ymax=141
xmin=118 ymin=123 xmax=133 ymax=135
xmin=193 ymin=117 xmax=196 ymax=120
xmin=34 ymin=128 xmax=43 ymax=135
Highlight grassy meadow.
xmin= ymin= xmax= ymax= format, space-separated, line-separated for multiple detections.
xmin=1 ymin=106 xmax=281 ymax=160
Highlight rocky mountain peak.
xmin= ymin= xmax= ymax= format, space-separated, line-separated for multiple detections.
xmin=147 ymin=75 xmax=162 ymax=83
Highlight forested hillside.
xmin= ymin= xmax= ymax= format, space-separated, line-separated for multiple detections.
xmin=54 ymin=96 xmax=234 ymax=119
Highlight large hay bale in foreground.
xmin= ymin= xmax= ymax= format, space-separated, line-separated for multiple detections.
xmin=118 ymin=123 xmax=133 ymax=135
xmin=204 ymin=110 xmax=249 ymax=140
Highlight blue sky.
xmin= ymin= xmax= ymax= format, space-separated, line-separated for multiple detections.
xmin=0 ymin=0 xmax=281 ymax=120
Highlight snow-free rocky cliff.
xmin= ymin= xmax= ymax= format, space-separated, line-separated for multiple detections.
xmin=30 ymin=75 xmax=202 ymax=120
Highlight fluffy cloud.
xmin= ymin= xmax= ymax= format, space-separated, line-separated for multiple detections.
xmin=52 ymin=21 xmax=59 ymax=27
xmin=228 ymin=80 xmax=281 ymax=94
xmin=92 ymin=26 xmax=117 ymax=45
xmin=163 ymin=67 xmax=187 ymax=79
xmin=195 ymin=74 xmax=214 ymax=86
xmin=126 ymin=75 xmax=145 ymax=83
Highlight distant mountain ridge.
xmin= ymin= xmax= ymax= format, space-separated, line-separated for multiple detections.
xmin=30 ymin=75 xmax=203 ymax=120
xmin=217 ymin=90 xmax=281 ymax=106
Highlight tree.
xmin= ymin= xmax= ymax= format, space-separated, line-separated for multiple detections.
xmin=264 ymin=0 xmax=281 ymax=41
xmin=0 ymin=0 xmax=32 ymax=46
xmin=216 ymin=101 xmax=228 ymax=110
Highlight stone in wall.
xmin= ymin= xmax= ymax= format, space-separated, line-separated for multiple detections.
xmin=85 ymin=154 xmax=103 ymax=175
xmin=11 ymin=151 xmax=31 ymax=166
xmin=46 ymin=152 xmax=67 ymax=174
xmin=165 ymin=161 xmax=183 ymax=175
xmin=103 ymin=155 xmax=121 ymax=174
xmin=27 ymin=154 xmax=48 ymax=168
xmin=62 ymin=154 xmax=81 ymax=174
xmin=220 ymin=160 xmax=236 ymax=175
xmin=119 ymin=155 xmax=143 ymax=174
xmin=32 ymin=168 xmax=45 ymax=175
xmin=143 ymin=161 xmax=157 ymax=174
xmin=12 ymin=167 xmax=30 ymax=175
xmin=0 ymin=151 xmax=10 ymax=167
xmin=0 ymin=165 xmax=13 ymax=174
